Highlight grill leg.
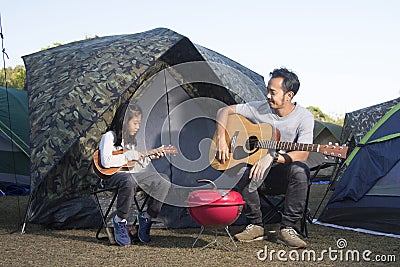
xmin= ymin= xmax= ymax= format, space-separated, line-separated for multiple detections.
xmin=191 ymin=226 xmax=238 ymax=252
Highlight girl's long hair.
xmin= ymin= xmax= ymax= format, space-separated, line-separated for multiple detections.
xmin=106 ymin=102 xmax=142 ymax=146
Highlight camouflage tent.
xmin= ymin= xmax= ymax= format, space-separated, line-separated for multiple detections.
xmin=23 ymin=28 xmax=266 ymax=229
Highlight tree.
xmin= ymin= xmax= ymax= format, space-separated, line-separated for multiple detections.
xmin=0 ymin=36 xmax=100 ymax=90
xmin=307 ymin=106 xmax=327 ymax=121
xmin=40 ymin=42 xmax=62 ymax=51
xmin=307 ymin=106 xmax=344 ymax=126
xmin=0 ymin=65 xmax=26 ymax=89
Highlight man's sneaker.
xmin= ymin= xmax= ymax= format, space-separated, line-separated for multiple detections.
xmin=138 ymin=212 xmax=152 ymax=243
xmin=234 ymin=224 xmax=265 ymax=242
xmin=113 ymin=217 xmax=131 ymax=246
xmin=277 ymin=226 xmax=307 ymax=249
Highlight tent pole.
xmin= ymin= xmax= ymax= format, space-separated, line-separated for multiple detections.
xmin=1 ymin=14 xmax=30 ymax=234
xmin=312 ymin=159 xmax=343 ymax=219
xmin=163 ymin=69 xmax=174 ymax=180
xmin=312 ymin=184 xmax=332 ymax=219
xmin=20 ymin=192 xmax=33 ymax=234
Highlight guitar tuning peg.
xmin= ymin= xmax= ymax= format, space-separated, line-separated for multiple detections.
xmin=328 ymin=142 xmax=332 ymax=145
xmin=324 ymin=156 xmax=329 ymax=160
xmin=343 ymin=144 xmax=347 ymax=146
xmin=335 ymin=143 xmax=339 ymax=146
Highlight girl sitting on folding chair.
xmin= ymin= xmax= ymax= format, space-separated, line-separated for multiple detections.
xmin=98 ymin=102 xmax=171 ymax=246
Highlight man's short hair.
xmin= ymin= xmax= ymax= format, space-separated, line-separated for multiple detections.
xmin=270 ymin=68 xmax=300 ymax=95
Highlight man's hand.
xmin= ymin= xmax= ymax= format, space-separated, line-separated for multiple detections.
xmin=249 ymin=153 xmax=274 ymax=181
xmin=216 ymin=136 xmax=230 ymax=164
xmin=215 ymin=105 xmax=236 ymax=164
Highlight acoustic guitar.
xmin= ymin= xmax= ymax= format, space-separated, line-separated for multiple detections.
xmin=209 ymin=114 xmax=348 ymax=170
xmin=93 ymin=145 xmax=178 ymax=179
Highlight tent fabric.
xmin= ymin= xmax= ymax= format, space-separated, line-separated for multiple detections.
xmin=329 ymin=103 xmax=400 ymax=201
xmin=0 ymin=86 xmax=30 ymax=190
xmin=313 ymin=121 xmax=342 ymax=142
xmin=331 ymin=97 xmax=400 ymax=184
xmin=307 ymin=120 xmax=342 ymax=178
xmin=319 ymin=100 xmax=400 ymax=235
xmin=340 ymin=97 xmax=400 ymax=146
xmin=23 ymin=28 xmax=266 ymax=229
xmin=0 ymin=86 xmax=29 ymax=158
xmin=318 ymin=196 xmax=400 ymax=234
xmin=367 ymin=161 xmax=400 ymax=196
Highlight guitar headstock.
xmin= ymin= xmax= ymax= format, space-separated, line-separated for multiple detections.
xmin=319 ymin=143 xmax=348 ymax=159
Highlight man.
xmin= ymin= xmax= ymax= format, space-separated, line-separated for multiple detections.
xmin=215 ymin=68 xmax=313 ymax=248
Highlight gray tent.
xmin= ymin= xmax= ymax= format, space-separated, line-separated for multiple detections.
xmin=307 ymin=120 xmax=343 ymax=179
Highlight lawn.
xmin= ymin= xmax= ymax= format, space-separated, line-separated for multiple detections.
xmin=0 ymin=185 xmax=398 ymax=266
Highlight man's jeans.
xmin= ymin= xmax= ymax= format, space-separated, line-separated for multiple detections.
xmin=234 ymin=162 xmax=310 ymax=227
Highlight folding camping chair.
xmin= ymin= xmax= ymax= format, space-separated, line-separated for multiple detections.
xmin=260 ymin=159 xmax=346 ymax=238
xmin=90 ymin=166 xmax=150 ymax=243
xmin=258 ymin=159 xmax=340 ymax=238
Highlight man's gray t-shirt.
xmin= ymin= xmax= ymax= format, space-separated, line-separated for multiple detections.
xmin=235 ymin=100 xmax=314 ymax=145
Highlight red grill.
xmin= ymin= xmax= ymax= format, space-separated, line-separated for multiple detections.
xmin=187 ymin=179 xmax=245 ymax=251
xmin=187 ymin=189 xmax=245 ymax=228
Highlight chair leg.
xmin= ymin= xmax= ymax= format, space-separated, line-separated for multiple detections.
xmin=261 ymin=196 xmax=284 ymax=224
xmin=94 ymin=189 xmax=118 ymax=240
xmin=300 ymin=209 xmax=309 ymax=238
xmin=132 ymin=192 xmax=150 ymax=227
xmin=300 ymin=187 xmax=312 ymax=238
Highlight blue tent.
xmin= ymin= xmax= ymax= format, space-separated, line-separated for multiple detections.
xmin=319 ymin=99 xmax=400 ymax=235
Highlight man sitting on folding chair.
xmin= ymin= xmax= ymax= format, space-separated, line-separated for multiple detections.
xmin=215 ymin=68 xmax=313 ymax=249
xmin=97 ymin=102 xmax=170 ymax=246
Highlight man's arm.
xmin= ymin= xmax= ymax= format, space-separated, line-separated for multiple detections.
xmin=215 ymin=105 xmax=237 ymax=163
xmin=279 ymin=151 xmax=310 ymax=164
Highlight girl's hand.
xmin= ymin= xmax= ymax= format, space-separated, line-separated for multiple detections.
xmin=137 ymin=152 xmax=145 ymax=161
xmin=124 ymin=150 xmax=139 ymax=161
xmin=150 ymin=148 xmax=165 ymax=159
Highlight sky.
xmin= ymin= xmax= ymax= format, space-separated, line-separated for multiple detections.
xmin=2 ymin=0 xmax=399 ymax=117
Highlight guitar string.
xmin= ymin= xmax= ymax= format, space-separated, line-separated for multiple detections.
xmin=257 ymin=139 xmax=319 ymax=152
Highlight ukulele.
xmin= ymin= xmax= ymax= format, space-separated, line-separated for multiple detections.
xmin=209 ymin=114 xmax=348 ymax=170
xmin=93 ymin=145 xmax=178 ymax=179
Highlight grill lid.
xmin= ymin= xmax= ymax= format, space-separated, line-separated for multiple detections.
xmin=187 ymin=189 xmax=245 ymax=206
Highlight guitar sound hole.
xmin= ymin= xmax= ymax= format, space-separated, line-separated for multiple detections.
xmin=246 ymin=136 xmax=259 ymax=151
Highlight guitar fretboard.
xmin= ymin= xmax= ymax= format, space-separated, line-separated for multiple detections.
xmin=257 ymin=140 xmax=319 ymax=152
xmin=143 ymin=148 xmax=160 ymax=157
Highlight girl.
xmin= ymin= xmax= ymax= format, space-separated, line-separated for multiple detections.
xmin=98 ymin=102 xmax=170 ymax=246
